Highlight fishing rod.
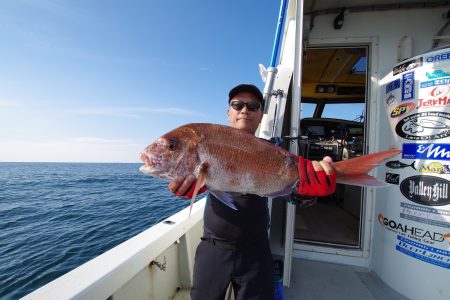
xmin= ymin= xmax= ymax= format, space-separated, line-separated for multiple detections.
xmin=262 ymin=0 xmax=289 ymax=115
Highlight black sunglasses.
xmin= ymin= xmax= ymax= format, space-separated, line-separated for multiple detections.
xmin=230 ymin=100 xmax=261 ymax=112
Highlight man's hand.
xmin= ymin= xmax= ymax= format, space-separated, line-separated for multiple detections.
xmin=168 ymin=175 xmax=207 ymax=199
xmin=296 ymin=156 xmax=336 ymax=197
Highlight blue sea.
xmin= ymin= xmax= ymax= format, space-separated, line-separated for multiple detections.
xmin=0 ymin=162 xmax=187 ymax=299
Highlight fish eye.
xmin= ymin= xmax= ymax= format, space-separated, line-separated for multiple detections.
xmin=167 ymin=139 xmax=179 ymax=151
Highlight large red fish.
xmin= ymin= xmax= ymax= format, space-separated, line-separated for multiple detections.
xmin=140 ymin=123 xmax=400 ymax=211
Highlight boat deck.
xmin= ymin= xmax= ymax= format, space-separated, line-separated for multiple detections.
xmin=284 ymin=258 xmax=411 ymax=300
xmin=174 ymin=257 xmax=411 ymax=300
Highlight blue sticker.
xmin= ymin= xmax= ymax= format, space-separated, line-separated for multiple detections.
xmin=426 ymin=51 xmax=450 ymax=63
xmin=386 ymin=79 xmax=400 ymax=94
xmin=402 ymin=143 xmax=450 ymax=160
xmin=396 ymin=236 xmax=450 ymax=269
xmin=420 ymin=77 xmax=450 ymax=88
xmin=402 ymin=72 xmax=415 ymax=101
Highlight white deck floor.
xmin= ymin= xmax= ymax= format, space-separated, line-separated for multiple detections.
xmin=283 ymin=258 xmax=411 ymax=300
xmin=174 ymin=257 xmax=411 ymax=300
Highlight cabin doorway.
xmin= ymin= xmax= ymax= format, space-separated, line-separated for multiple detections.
xmin=294 ymin=46 xmax=368 ymax=247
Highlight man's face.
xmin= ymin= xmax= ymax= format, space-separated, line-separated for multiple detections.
xmin=227 ymin=91 xmax=263 ymax=134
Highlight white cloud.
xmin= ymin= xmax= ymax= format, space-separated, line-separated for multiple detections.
xmin=67 ymin=137 xmax=133 ymax=145
xmin=199 ymin=66 xmax=213 ymax=72
xmin=73 ymin=106 xmax=207 ymax=118
xmin=0 ymin=100 xmax=21 ymax=107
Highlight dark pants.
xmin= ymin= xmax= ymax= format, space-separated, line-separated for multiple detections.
xmin=190 ymin=238 xmax=274 ymax=300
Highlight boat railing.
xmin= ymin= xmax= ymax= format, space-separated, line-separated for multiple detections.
xmin=22 ymin=198 xmax=206 ymax=300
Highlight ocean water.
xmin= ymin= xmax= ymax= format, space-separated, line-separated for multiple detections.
xmin=0 ymin=162 xmax=188 ymax=299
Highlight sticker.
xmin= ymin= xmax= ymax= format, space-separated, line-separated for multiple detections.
xmin=386 ymin=173 xmax=400 ymax=185
xmin=419 ymin=162 xmax=450 ymax=174
xmin=402 ymin=72 xmax=415 ymax=101
xmin=417 ymin=97 xmax=450 ymax=110
xmin=429 ymin=85 xmax=450 ymax=97
xmin=426 ymin=51 xmax=450 ymax=63
xmin=385 ymin=160 xmax=416 ymax=170
xmin=402 ymin=143 xmax=450 ymax=160
xmin=378 ymin=213 xmax=450 ymax=244
xmin=390 ymin=102 xmax=416 ymax=118
xmin=386 ymin=79 xmax=401 ymax=94
xmin=386 ymin=94 xmax=396 ymax=107
xmin=400 ymin=202 xmax=450 ymax=229
xmin=421 ymin=77 xmax=450 ymax=88
xmin=396 ymin=236 xmax=450 ymax=269
xmin=399 ymin=175 xmax=449 ymax=206
xmin=395 ymin=112 xmax=450 ymax=140
xmin=425 ymin=69 xmax=450 ymax=80
xmin=393 ymin=57 xmax=423 ymax=75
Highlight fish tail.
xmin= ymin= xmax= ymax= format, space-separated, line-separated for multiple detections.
xmin=333 ymin=149 xmax=401 ymax=187
xmin=410 ymin=162 xmax=417 ymax=170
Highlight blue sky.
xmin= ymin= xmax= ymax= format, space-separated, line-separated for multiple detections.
xmin=0 ymin=0 xmax=280 ymax=162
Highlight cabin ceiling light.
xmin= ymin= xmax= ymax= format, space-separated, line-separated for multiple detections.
xmin=333 ymin=7 xmax=347 ymax=30
xmin=315 ymin=85 xmax=336 ymax=93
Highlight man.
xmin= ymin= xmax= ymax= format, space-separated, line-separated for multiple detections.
xmin=168 ymin=84 xmax=335 ymax=300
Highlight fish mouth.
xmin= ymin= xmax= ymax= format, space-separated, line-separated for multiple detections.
xmin=139 ymin=152 xmax=155 ymax=174
xmin=140 ymin=152 xmax=153 ymax=166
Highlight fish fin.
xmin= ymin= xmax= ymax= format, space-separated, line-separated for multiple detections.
xmin=333 ymin=149 xmax=401 ymax=179
xmin=337 ymin=175 xmax=389 ymax=187
xmin=209 ymin=190 xmax=238 ymax=210
xmin=189 ymin=162 xmax=208 ymax=216
xmin=410 ymin=162 xmax=417 ymax=170
xmin=266 ymin=184 xmax=297 ymax=198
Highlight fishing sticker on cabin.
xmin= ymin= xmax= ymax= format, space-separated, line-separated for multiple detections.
xmin=400 ymin=202 xmax=450 ymax=229
xmin=386 ymin=79 xmax=401 ymax=93
xmin=420 ymin=75 xmax=450 ymax=88
xmin=419 ymin=161 xmax=450 ymax=174
xmin=385 ymin=160 xmax=416 ymax=170
xmin=385 ymin=173 xmax=400 ymax=185
xmin=390 ymin=103 xmax=416 ymax=118
xmin=417 ymin=85 xmax=450 ymax=110
xmin=399 ymin=175 xmax=450 ymax=206
xmin=395 ymin=111 xmax=450 ymax=140
xmin=377 ymin=213 xmax=450 ymax=245
xmin=426 ymin=51 xmax=450 ymax=63
xmin=396 ymin=236 xmax=450 ymax=270
xmin=402 ymin=72 xmax=415 ymax=101
xmin=393 ymin=57 xmax=423 ymax=75
xmin=377 ymin=213 xmax=450 ymax=270
xmin=386 ymin=94 xmax=396 ymax=107
xmin=402 ymin=143 xmax=450 ymax=161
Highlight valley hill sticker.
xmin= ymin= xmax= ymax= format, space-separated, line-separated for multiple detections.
xmin=395 ymin=111 xmax=450 ymax=140
xmin=400 ymin=175 xmax=450 ymax=206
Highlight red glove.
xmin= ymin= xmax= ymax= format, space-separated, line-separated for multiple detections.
xmin=296 ymin=156 xmax=336 ymax=197
xmin=173 ymin=182 xmax=207 ymax=199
